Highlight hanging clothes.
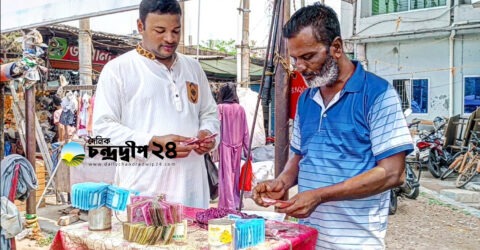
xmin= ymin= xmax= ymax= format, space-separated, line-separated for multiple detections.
xmin=53 ymin=107 xmax=62 ymax=125
xmin=59 ymin=91 xmax=79 ymax=141
xmin=86 ymin=94 xmax=95 ymax=136
xmin=0 ymin=154 xmax=38 ymax=249
xmin=77 ymin=93 xmax=90 ymax=137
xmin=217 ymin=83 xmax=250 ymax=210
xmin=54 ymin=107 xmax=65 ymax=142
xmin=59 ymin=92 xmax=77 ymax=126
xmin=59 ymin=110 xmax=74 ymax=126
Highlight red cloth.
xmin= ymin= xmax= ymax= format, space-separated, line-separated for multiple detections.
xmin=50 ymin=233 xmax=65 ymax=250
xmin=289 ymin=71 xmax=308 ymax=119
xmin=8 ymin=164 xmax=20 ymax=250
xmin=52 ymin=206 xmax=318 ymax=250
xmin=239 ymin=159 xmax=253 ymax=191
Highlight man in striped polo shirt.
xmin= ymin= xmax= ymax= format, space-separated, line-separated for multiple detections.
xmin=253 ymin=3 xmax=413 ymax=249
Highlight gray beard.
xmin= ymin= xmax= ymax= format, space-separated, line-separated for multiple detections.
xmin=306 ymin=55 xmax=339 ymax=88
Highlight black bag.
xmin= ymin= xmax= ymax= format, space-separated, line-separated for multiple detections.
xmin=204 ymin=153 xmax=219 ymax=200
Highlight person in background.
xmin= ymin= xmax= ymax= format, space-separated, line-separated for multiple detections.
xmin=93 ymin=0 xmax=219 ymax=209
xmin=252 ymin=3 xmax=413 ymax=249
xmin=217 ymin=83 xmax=249 ymax=210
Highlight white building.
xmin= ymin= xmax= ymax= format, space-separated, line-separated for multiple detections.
xmin=341 ymin=0 xmax=480 ymax=119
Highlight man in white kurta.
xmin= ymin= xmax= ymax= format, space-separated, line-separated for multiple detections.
xmin=93 ymin=47 xmax=219 ymax=209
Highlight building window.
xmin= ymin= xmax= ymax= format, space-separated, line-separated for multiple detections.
xmin=372 ymin=0 xmax=446 ymax=15
xmin=393 ymin=79 xmax=411 ymax=111
xmin=412 ymin=79 xmax=428 ymax=114
xmin=464 ymin=76 xmax=480 ymax=113
xmin=393 ymin=79 xmax=428 ymax=114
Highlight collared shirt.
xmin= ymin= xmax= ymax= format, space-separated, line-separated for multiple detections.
xmin=291 ymin=61 xmax=413 ymax=249
xmin=93 ymin=49 xmax=219 ymax=208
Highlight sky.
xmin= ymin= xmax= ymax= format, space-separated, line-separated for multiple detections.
xmin=64 ymin=0 xmax=341 ymax=47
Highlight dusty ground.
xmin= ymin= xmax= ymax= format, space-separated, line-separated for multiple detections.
xmin=15 ymin=238 xmax=51 ymax=250
xmin=385 ymin=192 xmax=480 ymax=250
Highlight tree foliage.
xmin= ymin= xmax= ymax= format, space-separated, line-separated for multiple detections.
xmin=200 ymin=39 xmax=260 ymax=57
xmin=201 ymin=39 xmax=236 ymax=56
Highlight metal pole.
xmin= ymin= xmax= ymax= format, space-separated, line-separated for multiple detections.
xmin=240 ymin=0 xmax=250 ymax=88
xmin=449 ymin=28 xmax=455 ymax=117
xmin=262 ymin=0 xmax=282 ymax=137
xmin=238 ymin=0 xmax=282 ymax=212
xmin=196 ymin=0 xmax=201 ymax=60
xmin=0 ymin=85 xmax=4 ymax=160
xmin=36 ymin=158 xmax=62 ymax=211
xmin=274 ymin=0 xmax=290 ymax=184
xmin=25 ymin=84 xmax=37 ymax=214
xmin=179 ymin=0 xmax=185 ymax=54
xmin=79 ymin=19 xmax=93 ymax=95
xmin=0 ymin=54 xmax=6 ymax=160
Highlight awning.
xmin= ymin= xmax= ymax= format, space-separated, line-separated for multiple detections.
xmin=200 ymin=59 xmax=264 ymax=82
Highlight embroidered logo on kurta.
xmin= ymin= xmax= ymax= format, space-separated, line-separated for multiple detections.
xmin=187 ymin=81 xmax=199 ymax=104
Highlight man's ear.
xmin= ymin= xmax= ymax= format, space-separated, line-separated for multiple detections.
xmin=137 ymin=19 xmax=144 ymax=33
xmin=329 ymin=37 xmax=343 ymax=59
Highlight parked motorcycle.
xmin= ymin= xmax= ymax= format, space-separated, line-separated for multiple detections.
xmin=389 ymin=120 xmax=423 ymax=215
xmin=421 ymin=117 xmax=463 ymax=178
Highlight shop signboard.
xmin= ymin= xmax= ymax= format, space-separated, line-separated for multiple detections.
xmin=48 ymin=37 xmax=115 ymax=64
xmin=48 ymin=37 xmax=116 ymax=71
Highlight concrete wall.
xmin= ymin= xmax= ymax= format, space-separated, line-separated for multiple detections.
xmin=453 ymin=33 xmax=480 ymax=114
xmin=344 ymin=1 xmax=480 ymax=120
xmin=356 ymin=0 xmax=451 ymax=37
xmin=340 ymin=1 xmax=355 ymax=39
xmin=366 ymin=37 xmax=450 ymax=120
xmin=365 ymin=33 xmax=480 ymax=120
xmin=455 ymin=3 xmax=480 ymax=23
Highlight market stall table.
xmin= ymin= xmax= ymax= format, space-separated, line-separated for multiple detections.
xmin=51 ymin=207 xmax=318 ymax=250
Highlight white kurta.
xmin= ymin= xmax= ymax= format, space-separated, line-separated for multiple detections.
xmin=93 ymin=50 xmax=219 ymax=208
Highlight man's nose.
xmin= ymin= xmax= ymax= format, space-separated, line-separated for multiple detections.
xmin=295 ymin=60 xmax=306 ymax=73
xmin=164 ymin=32 xmax=176 ymax=43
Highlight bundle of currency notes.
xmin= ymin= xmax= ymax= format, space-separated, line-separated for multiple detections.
xmin=127 ymin=195 xmax=184 ymax=226
xmin=123 ymin=223 xmax=176 ymax=245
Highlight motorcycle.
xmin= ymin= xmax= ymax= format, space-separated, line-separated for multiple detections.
xmin=419 ymin=117 xmax=463 ymax=178
xmin=389 ymin=119 xmax=423 ymax=215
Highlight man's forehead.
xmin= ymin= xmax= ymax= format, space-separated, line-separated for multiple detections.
xmin=144 ymin=13 xmax=181 ymax=27
xmin=287 ymin=38 xmax=323 ymax=55
xmin=145 ymin=12 xmax=181 ymax=21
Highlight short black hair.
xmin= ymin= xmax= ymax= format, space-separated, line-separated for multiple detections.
xmin=139 ymin=0 xmax=182 ymax=25
xmin=283 ymin=3 xmax=340 ymax=47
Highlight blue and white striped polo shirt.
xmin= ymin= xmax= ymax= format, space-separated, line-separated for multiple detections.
xmin=291 ymin=61 xmax=413 ymax=249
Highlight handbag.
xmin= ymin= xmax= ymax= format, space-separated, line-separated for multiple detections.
xmin=204 ymin=153 xmax=219 ymax=200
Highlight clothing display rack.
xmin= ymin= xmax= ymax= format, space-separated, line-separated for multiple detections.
xmin=7 ymin=84 xmax=64 ymax=206
xmin=44 ymin=85 xmax=97 ymax=91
